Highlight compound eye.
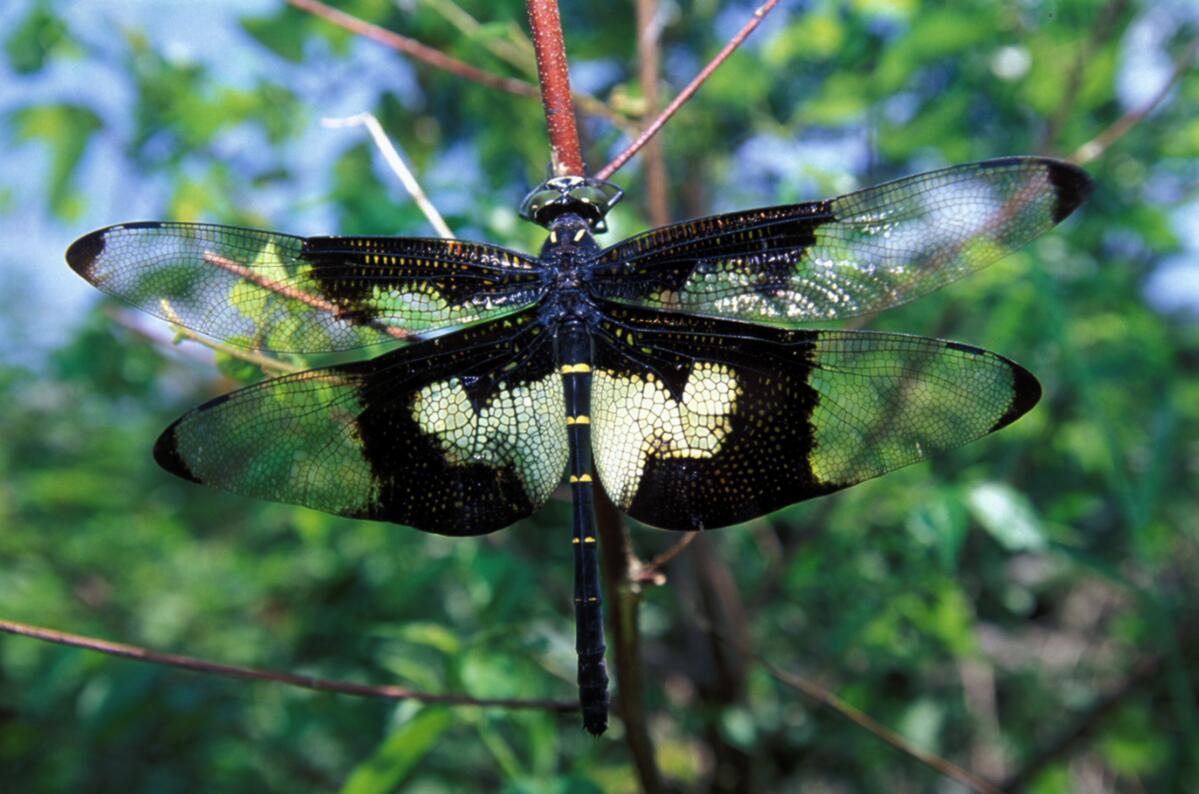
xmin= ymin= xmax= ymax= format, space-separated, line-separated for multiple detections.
xmin=520 ymin=188 xmax=563 ymax=220
xmin=570 ymin=185 xmax=610 ymax=207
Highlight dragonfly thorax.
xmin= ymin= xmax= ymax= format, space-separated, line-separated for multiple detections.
xmin=538 ymin=213 xmax=601 ymax=321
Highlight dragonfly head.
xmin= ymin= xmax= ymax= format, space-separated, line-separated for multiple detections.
xmin=520 ymin=175 xmax=623 ymax=232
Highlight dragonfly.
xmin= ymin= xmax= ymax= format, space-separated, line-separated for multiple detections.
xmin=67 ymin=156 xmax=1091 ymax=735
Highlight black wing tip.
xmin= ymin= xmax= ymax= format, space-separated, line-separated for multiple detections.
xmin=66 ymin=222 xmax=173 ymax=279
xmin=978 ymin=156 xmax=1093 ymax=223
xmin=65 ymin=230 xmax=107 ymax=280
xmin=1045 ymin=159 xmax=1094 ymax=223
xmin=153 ymin=421 xmax=201 ymax=483
xmin=991 ymin=360 xmax=1043 ymax=432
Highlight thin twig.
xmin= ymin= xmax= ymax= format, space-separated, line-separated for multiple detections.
xmin=201 ymin=252 xmax=408 ymax=341
xmin=596 ymin=0 xmax=782 ymax=180
xmin=1072 ymin=34 xmax=1198 ymax=164
xmin=0 ymin=618 xmax=577 ymax=713
xmin=633 ymin=533 xmax=697 ymax=584
xmin=158 ymin=300 xmax=303 ymax=375
xmin=527 ymin=0 xmax=585 ymax=176
xmin=105 ymin=307 xmax=225 ymax=368
xmin=288 ymin=0 xmax=541 ymax=98
xmin=1038 ymin=0 xmax=1127 ymax=153
xmin=636 ymin=0 xmax=670 ymax=226
xmin=421 ymin=0 xmax=538 ymax=76
xmin=595 ymin=488 xmax=666 ymax=793
xmin=759 ymin=658 xmax=1005 ymax=794
xmin=322 ymin=112 xmax=455 ymax=239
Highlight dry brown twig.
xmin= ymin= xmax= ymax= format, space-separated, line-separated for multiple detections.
xmin=287 ymin=0 xmax=542 ymax=98
xmin=1072 ymin=34 xmax=1198 ymax=164
xmin=760 ymin=657 xmax=1006 ymax=794
xmin=0 ymin=618 xmax=576 ymax=713
xmin=322 ymin=112 xmax=455 ymax=239
xmin=159 ymin=298 xmax=303 ymax=376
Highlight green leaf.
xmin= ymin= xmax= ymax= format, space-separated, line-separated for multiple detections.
xmin=240 ymin=9 xmax=308 ymax=63
xmin=213 ymin=350 xmax=261 ymax=383
xmin=5 ymin=2 xmax=68 ymax=74
xmin=339 ymin=708 xmax=452 ymax=794
xmin=10 ymin=104 xmax=101 ymax=219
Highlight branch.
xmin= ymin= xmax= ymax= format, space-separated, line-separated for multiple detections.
xmin=1072 ymin=33 xmax=1198 ymax=164
xmin=526 ymin=0 xmax=585 ymax=175
xmin=0 ymin=617 xmax=577 ymax=713
xmin=418 ymin=0 xmax=634 ymax=131
xmin=636 ymin=0 xmax=671 ymax=226
xmin=200 ymin=252 xmax=409 ymax=342
xmin=759 ymin=658 xmax=1005 ymax=794
xmin=322 ymin=112 xmax=455 ymax=239
xmin=288 ymin=0 xmax=541 ymax=99
xmin=595 ymin=0 xmax=782 ymax=181
xmin=632 ymin=533 xmax=696 ymax=584
xmin=423 ymin=0 xmax=538 ymax=75
xmin=595 ymin=487 xmax=666 ymax=793
xmin=1038 ymin=0 xmax=1126 ymax=153
xmin=159 ymin=299 xmax=303 ymax=376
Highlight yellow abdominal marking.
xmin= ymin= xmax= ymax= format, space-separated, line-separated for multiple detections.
xmin=573 ymin=228 xmax=587 ymax=242
xmin=593 ymin=362 xmax=741 ymax=508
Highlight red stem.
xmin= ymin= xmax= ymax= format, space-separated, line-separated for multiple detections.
xmin=526 ymin=0 xmax=586 ymax=175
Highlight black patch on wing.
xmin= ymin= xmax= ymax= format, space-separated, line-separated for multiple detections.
xmin=65 ymin=226 xmax=111 ymax=280
xmin=153 ymin=423 xmax=200 ymax=484
xmin=302 ymin=235 xmax=543 ymax=309
xmin=592 ymin=202 xmax=833 ymax=302
xmin=152 ymin=309 xmax=564 ymax=536
xmin=592 ymin=304 xmax=831 ymax=531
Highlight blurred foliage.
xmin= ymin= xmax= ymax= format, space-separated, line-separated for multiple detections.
xmin=2 ymin=0 xmax=1198 ymax=792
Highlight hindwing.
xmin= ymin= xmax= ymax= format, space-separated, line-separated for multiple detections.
xmin=154 ymin=309 xmax=567 ymax=535
xmin=590 ymin=304 xmax=1040 ymax=530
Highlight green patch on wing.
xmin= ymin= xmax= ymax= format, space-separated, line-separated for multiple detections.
xmin=167 ymin=370 xmax=380 ymax=517
xmin=807 ymin=335 xmax=1022 ymax=485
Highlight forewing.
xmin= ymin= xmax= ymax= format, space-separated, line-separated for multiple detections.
xmin=154 ymin=310 xmax=567 ymax=535
xmin=592 ymin=157 xmax=1090 ymax=325
xmin=591 ymin=304 xmax=1040 ymax=530
xmin=67 ymin=222 xmax=544 ymax=352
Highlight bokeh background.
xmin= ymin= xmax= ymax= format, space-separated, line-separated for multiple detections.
xmin=2 ymin=1 xmax=1197 ymax=791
